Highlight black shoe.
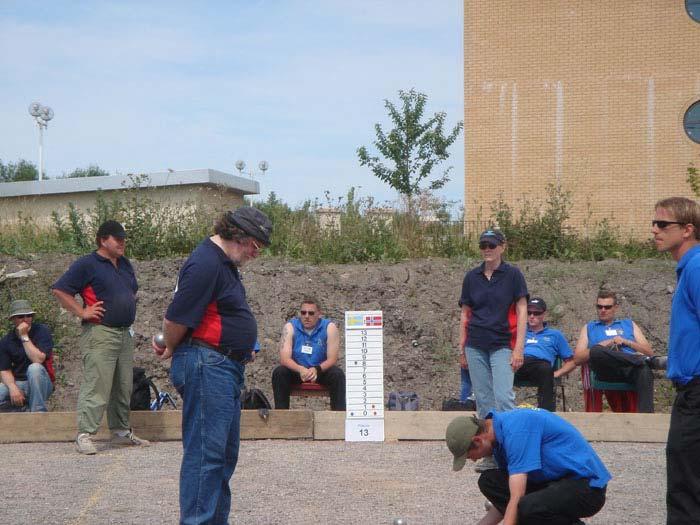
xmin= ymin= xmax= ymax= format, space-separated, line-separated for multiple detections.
xmin=646 ymin=356 xmax=668 ymax=370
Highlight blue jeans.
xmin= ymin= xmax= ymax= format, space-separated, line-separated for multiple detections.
xmin=170 ymin=345 xmax=245 ymax=525
xmin=466 ymin=346 xmax=515 ymax=418
xmin=0 ymin=363 xmax=53 ymax=412
xmin=460 ymin=367 xmax=473 ymax=402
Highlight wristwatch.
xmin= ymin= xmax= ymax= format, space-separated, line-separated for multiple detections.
xmin=20 ymin=335 xmax=30 ymax=343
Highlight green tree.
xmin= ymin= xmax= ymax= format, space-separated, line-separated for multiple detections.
xmin=0 ymin=159 xmax=39 ymax=182
xmin=687 ymin=162 xmax=700 ymax=197
xmin=357 ymin=89 xmax=463 ymax=211
xmin=64 ymin=164 xmax=110 ymax=178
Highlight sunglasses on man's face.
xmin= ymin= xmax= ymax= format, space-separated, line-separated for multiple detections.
xmin=300 ymin=310 xmax=317 ymax=316
xmin=479 ymin=242 xmax=499 ymax=250
xmin=652 ymin=220 xmax=686 ymax=229
xmin=13 ymin=314 xmax=34 ymax=320
xmin=596 ymin=304 xmax=615 ymax=310
xmin=527 ymin=310 xmax=544 ymax=317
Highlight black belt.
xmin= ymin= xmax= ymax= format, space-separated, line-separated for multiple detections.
xmin=673 ymin=377 xmax=700 ymax=391
xmin=186 ymin=337 xmax=249 ymax=363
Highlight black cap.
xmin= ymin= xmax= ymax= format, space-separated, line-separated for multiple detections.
xmin=97 ymin=220 xmax=127 ymax=239
xmin=479 ymin=229 xmax=506 ymax=245
xmin=527 ymin=297 xmax=547 ymax=312
xmin=227 ymin=207 xmax=272 ymax=246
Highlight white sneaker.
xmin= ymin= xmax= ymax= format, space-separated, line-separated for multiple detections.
xmin=76 ymin=433 xmax=97 ymax=455
xmin=474 ymin=456 xmax=498 ymax=472
xmin=110 ymin=429 xmax=150 ymax=447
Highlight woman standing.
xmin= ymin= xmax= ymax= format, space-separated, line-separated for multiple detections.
xmin=458 ymin=229 xmax=528 ymax=471
xmin=155 ymin=206 xmax=272 ymax=525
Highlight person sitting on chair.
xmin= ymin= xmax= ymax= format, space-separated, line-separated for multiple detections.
xmin=573 ymin=290 xmax=655 ymax=413
xmin=514 ymin=298 xmax=576 ymax=411
xmin=272 ymin=298 xmax=346 ymax=410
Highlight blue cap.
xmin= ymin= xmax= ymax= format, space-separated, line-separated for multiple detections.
xmin=479 ymin=229 xmax=505 ymax=245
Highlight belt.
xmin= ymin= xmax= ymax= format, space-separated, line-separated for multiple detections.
xmin=186 ymin=337 xmax=249 ymax=363
xmin=673 ymin=377 xmax=700 ymax=391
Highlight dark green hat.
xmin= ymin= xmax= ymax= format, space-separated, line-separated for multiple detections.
xmin=8 ymin=299 xmax=35 ymax=319
xmin=445 ymin=415 xmax=479 ymax=472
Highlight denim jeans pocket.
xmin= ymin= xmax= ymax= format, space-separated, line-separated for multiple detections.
xmin=202 ymin=348 xmax=227 ymax=367
xmin=170 ymin=351 xmax=188 ymax=394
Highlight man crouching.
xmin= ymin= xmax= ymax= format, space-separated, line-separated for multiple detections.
xmin=446 ymin=409 xmax=610 ymax=525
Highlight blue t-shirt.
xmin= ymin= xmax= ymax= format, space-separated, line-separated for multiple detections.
xmin=290 ymin=317 xmax=330 ymax=368
xmin=459 ymin=261 xmax=528 ymax=351
xmin=166 ymin=237 xmax=257 ymax=352
xmin=524 ymin=325 xmax=573 ymax=366
xmin=491 ymin=408 xmax=611 ymax=489
xmin=52 ymin=251 xmax=138 ymax=328
xmin=587 ymin=319 xmax=635 ymax=354
xmin=0 ymin=323 xmax=53 ymax=381
xmin=668 ymin=244 xmax=700 ymax=384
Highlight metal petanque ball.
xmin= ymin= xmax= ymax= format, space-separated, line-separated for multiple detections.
xmin=392 ymin=519 xmax=407 ymax=525
xmin=154 ymin=332 xmax=166 ymax=348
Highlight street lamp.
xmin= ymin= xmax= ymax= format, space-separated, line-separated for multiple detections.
xmin=28 ymin=101 xmax=54 ymax=181
xmin=235 ymin=159 xmax=269 ymax=203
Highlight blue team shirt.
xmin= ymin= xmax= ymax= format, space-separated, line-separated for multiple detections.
xmin=491 ymin=408 xmax=611 ymax=489
xmin=587 ymin=318 xmax=636 ymax=354
xmin=668 ymin=244 xmax=700 ymax=384
xmin=0 ymin=323 xmax=53 ymax=381
xmin=524 ymin=325 xmax=573 ymax=366
xmin=52 ymin=251 xmax=138 ymax=327
xmin=459 ymin=261 xmax=528 ymax=351
xmin=290 ymin=317 xmax=330 ymax=367
xmin=166 ymin=237 xmax=257 ymax=352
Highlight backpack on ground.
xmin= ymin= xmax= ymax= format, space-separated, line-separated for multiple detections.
xmin=130 ymin=367 xmax=159 ymax=411
xmin=241 ymin=388 xmax=272 ymax=421
xmin=387 ymin=391 xmax=420 ymax=411
xmin=442 ymin=397 xmax=477 ymax=411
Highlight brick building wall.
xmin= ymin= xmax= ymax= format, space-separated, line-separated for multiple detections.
xmin=464 ymin=1 xmax=700 ymax=239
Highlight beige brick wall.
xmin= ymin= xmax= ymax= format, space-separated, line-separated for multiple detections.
xmin=464 ymin=0 xmax=700 ymax=239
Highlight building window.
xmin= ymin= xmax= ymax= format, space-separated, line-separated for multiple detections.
xmin=685 ymin=101 xmax=700 ymax=143
xmin=687 ymin=0 xmax=700 ymax=22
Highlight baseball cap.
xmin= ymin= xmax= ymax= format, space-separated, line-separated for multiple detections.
xmin=445 ymin=415 xmax=480 ymax=472
xmin=227 ymin=206 xmax=273 ymax=246
xmin=479 ymin=229 xmax=506 ymax=245
xmin=96 ymin=220 xmax=127 ymax=239
xmin=527 ymin=297 xmax=547 ymax=313
xmin=8 ymin=299 xmax=35 ymax=319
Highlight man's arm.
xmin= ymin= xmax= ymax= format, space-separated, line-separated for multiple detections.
xmin=616 ymin=322 xmax=652 ymax=356
xmin=459 ymin=305 xmax=471 ymax=369
xmin=502 ymin=473 xmax=528 ymax=525
xmin=317 ymin=322 xmax=340 ymax=372
xmin=155 ymin=318 xmax=189 ymax=360
xmin=51 ymin=288 xmax=105 ymax=322
xmin=511 ymin=297 xmax=528 ymax=371
xmin=15 ymin=322 xmax=47 ymax=364
xmin=0 ymin=370 xmax=25 ymax=406
xmin=573 ymin=325 xmax=590 ymax=365
xmin=278 ymin=322 xmax=313 ymax=381
xmin=553 ymin=358 xmax=577 ymax=378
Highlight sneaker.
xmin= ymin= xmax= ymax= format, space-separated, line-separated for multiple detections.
xmin=646 ymin=356 xmax=668 ymax=370
xmin=110 ymin=429 xmax=150 ymax=447
xmin=474 ymin=455 xmax=498 ymax=472
xmin=76 ymin=433 xmax=97 ymax=455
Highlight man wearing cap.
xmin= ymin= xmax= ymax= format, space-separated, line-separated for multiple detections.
xmin=155 ymin=206 xmax=272 ymax=525
xmin=445 ymin=410 xmax=610 ymax=525
xmin=514 ymin=298 xmax=576 ymax=411
xmin=0 ymin=300 xmax=55 ymax=412
xmin=573 ymin=290 xmax=655 ymax=413
xmin=459 ymin=228 xmax=528 ymax=471
xmin=272 ymin=297 xmax=346 ymax=410
xmin=52 ymin=219 xmax=148 ymax=454
xmin=651 ymin=197 xmax=700 ymax=524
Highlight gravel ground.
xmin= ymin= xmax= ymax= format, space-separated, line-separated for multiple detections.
xmin=1 ymin=440 xmax=665 ymax=524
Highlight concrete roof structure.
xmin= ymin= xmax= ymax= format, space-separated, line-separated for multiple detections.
xmin=0 ymin=168 xmax=259 ymax=197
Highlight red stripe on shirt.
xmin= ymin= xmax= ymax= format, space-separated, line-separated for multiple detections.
xmin=191 ymin=301 xmax=223 ymax=347
xmin=81 ymin=285 xmax=100 ymax=324
xmin=508 ymin=303 xmax=517 ymax=350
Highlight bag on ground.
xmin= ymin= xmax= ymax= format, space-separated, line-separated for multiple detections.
xmin=130 ymin=367 xmax=159 ymax=411
xmin=387 ymin=391 xmax=420 ymax=411
xmin=241 ymin=388 xmax=272 ymax=410
xmin=442 ymin=397 xmax=476 ymax=411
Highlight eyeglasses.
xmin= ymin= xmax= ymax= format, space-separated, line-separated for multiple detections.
xmin=479 ymin=242 xmax=499 ymax=250
xmin=12 ymin=314 xmax=34 ymax=319
xmin=652 ymin=220 xmax=686 ymax=229
xmin=527 ymin=311 xmax=544 ymax=317
xmin=596 ymin=304 xmax=615 ymax=310
xmin=250 ymin=239 xmax=262 ymax=251
xmin=300 ymin=310 xmax=317 ymax=316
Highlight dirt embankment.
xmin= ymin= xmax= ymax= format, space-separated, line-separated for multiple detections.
xmin=0 ymin=254 xmax=678 ymax=412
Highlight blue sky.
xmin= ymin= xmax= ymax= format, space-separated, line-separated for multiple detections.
xmin=0 ymin=1 xmax=464 ymax=210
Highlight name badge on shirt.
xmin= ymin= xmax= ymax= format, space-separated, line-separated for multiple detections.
xmin=301 ymin=345 xmax=313 ymax=355
xmin=526 ymin=338 xmax=538 ymax=344
xmin=605 ymin=328 xmax=618 ymax=337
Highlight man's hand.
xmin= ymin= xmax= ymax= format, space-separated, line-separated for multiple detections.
xmin=16 ymin=322 xmax=30 ymax=337
xmin=459 ymin=350 xmax=468 ymax=369
xmin=82 ymin=301 xmax=105 ymax=321
xmin=511 ymin=348 xmax=524 ymax=371
xmin=9 ymin=384 xmax=25 ymax=406
xmin=300 ymin=366 xmax=317 ymax=382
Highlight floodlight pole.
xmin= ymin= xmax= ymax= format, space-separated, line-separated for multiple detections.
xmin=28 ymin=102 xmax=53 ymax=181
xmin=37 ymin=120 xmax=45 ymax=181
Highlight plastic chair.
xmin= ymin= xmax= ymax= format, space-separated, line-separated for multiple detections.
xmin=514 ymin=357 xmax=567 ymax=411
xmin=582 ymin=363 xmax=637 ymax=412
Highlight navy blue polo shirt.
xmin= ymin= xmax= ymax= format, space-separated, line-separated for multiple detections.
xmin=52 ymin=252 xmax=138 ymax=327
xmin=166 ymin=237 xmax=257 ymax=352
xmin=459 ymin=261 xmax=528 ymax=351
xmin=0 ymin=323 xmax=53 ymax=381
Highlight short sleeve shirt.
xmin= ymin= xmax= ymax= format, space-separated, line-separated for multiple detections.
xmin=668 ymin=244 xmax=700 ymax=383
xmin=0 ymin=323 xmax=53 ymax=381
xmin=166 ymin=237 xmax=257 ymax=352
xmin=523 ymin=325 xmax=573 ymax=366
xmin=459 ymin=261 xmax=528 ymax=351
xmin=491 ymin=408 xmax=611 ymax=489
xmin=52 ymin=252 xmax=138 ymax=327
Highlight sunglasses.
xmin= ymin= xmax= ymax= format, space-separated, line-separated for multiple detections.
xmin=651 ymin=220 xmax=686 ymax=229
xmin=12 ymin=314 xmax=34 ymax=319
xmin=479 ymin=242 xmax=499 ymax=250
xmin=596 ymin=304 xmax=615 ymax=310
xmin=300 ymin=310 xmax=317 ymax=316
xmin=527 ymin=310 xmax=544 ymax=316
